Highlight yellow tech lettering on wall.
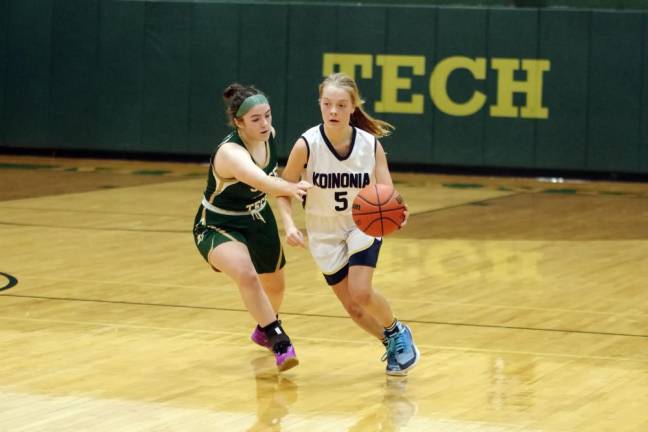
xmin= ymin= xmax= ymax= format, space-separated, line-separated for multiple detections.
xmin=323 ymin=53 xmax=551 ymax=119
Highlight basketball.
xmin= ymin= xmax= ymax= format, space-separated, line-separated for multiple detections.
xmin=352 ymin=184 xmax=406 ymax=237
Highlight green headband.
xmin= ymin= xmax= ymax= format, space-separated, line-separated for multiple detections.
xmin=235 ymin=94 xmax=269 ymax=117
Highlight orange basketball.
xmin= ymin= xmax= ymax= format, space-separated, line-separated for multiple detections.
xmin=352 ymin=184 xmax=406 ymax=237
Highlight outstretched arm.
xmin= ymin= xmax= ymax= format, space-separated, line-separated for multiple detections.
xmin=276 ymin=138 xmax=309 ymax=247
xmin=215 ymin=142 xmax=309 ymax=201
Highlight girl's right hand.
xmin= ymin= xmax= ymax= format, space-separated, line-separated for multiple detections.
xmin=290 ymin=180 xmax=312 ymax=202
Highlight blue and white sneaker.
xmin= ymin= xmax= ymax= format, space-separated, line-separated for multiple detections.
xmin=382 ymin=322 xmax=420 ymax=376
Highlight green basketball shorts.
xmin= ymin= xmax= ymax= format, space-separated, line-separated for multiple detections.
xmin=192 ymin=204 xmax=286 ymax=274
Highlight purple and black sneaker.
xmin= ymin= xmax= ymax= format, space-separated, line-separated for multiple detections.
xmin=250 ymin=326 xmax=272 ymax=350
xmin=275 ymin=344 xmax=299 ymax=371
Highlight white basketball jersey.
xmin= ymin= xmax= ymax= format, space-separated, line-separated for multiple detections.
xmin=300 ymin=124 xmax=377 ymax=275
xmin=302 ymin=124 xmax=376 ymax=218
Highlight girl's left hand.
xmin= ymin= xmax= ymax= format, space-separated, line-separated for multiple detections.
xmin=400 ymin=203 xmax=409 ymax=228
xmin=285 ymin=226 xmax=306 ymax=248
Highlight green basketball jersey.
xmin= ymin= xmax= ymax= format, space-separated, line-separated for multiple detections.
xmin=201 ymin=130 xmax=279 ymax=213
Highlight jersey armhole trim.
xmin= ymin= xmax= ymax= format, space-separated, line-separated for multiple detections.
xmin=301 ymin=135 xmax=310 ymax=168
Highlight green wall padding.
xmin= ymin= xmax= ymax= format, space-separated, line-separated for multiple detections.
xmin=197 ymin=0 xmax=648 ymax=10
xmin=433 ymin=7 xmax=486 ymax=166
xmin=587 ymin=11 xmax=643 ymax=172
xmin=188 ymin=3 xmax=239 ymax=155
xmin=238 ymin=4 xmax=290 ymax=154
xmin=483 ymin=8 xmax=538 ymax=169
xmin=383 ymin=6 xmax=437 ymax=164
xmin=641 ymin=13 xmax=648 ymax=172
xmin=536 ymin=10 xmax=589 ymax=169
xmin=0 ymin=0 xmax=7 ymax=147
xmin=2 ymin=1 xmax=648 ymax=176
xmin=4 ymin=0 xmax=53 ymax=149
xmin=98 ymin=0 xmax=145 ymax=152
xmin=285 ymin=5 xmax=338 ymax=155
xmin=49 ymin=0 xmax=100 ymax=150
xmin=142 ymin=2 xmax=193 ymax=154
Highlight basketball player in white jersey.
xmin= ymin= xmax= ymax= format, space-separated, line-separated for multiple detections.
xmin=277 ymin=73 xmax=419 ymax=375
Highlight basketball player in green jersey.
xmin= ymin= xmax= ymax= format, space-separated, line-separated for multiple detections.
xmin=193 ymin=83 xmax=311 ymax=371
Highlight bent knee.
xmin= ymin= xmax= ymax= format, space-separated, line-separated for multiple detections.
xmin=349 ymin=287 xmax=372 ymax=306
xmin=344 ymin=302 xmax=365 ymax=321
xmin=234 ymin=267 xmax=260 ymax=288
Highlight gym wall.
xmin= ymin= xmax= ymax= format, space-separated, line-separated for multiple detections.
xmin=1 ymin=0 xmax=647 ymax=174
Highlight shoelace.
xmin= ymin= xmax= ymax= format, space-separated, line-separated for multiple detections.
xmin=381 ymin=332 xmax=405 ymax=362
